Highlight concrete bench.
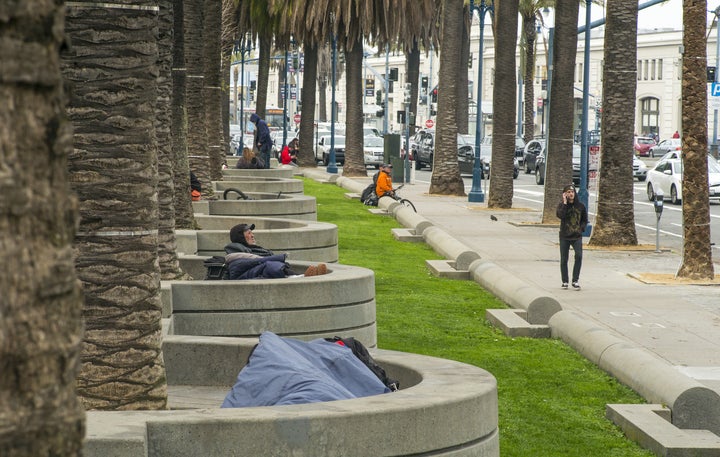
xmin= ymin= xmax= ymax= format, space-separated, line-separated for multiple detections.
xmin=84 ymin=336 xmax=500 ymax=457
xmin=223 ymin=168 xmax=294 ymax=179
xmin=192 ymin=193 xmax=317 ymax=221
xmin=165 ymin=261 xmax=377 ymax=345
xmin=213 ymin=176 xmax=303 ymax=194
xmin=485 ymin=309 xmax=551 ymax=338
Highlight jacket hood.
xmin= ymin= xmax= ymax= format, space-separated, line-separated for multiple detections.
xmin=250 ymin=113 xmax=260 ymax=123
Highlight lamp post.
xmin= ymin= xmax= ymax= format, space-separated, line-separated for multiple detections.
xmin=327 ymin=34 xmax=338 ymax=174
xmin=237 ymin=35 xmax=253 ymax=155
xmin=283 ymin=46 xmax=289 ymax=148
xmin=468 ymin=0 xmax=492 ymax=203
xmin=579 ymin=1 xmax=592 ymax=236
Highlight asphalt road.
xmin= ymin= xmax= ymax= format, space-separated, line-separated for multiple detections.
xmin=408 ymin=159 xmax=720 ymax=257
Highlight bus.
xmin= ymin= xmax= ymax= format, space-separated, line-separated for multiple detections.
xmin=239 ymin=106 xmax=289 ymax=135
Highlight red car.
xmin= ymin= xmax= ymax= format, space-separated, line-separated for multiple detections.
xmin=634 ymin=136 xmax=656 ymax=157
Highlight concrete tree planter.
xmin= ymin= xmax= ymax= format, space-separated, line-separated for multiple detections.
xmin=193 ymin=193 xmax=317 ymax=221
xmin=213 ymin=176 xmax=304 ymax=195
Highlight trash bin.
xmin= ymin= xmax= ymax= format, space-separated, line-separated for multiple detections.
xmin=390 ymin=156 xmax=405 ymax=182
xmin=383 ymin=134 xmax=404 ymax=182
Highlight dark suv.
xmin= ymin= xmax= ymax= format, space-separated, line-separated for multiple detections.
xmin=411 ymin=129 xmax=435 ymax=170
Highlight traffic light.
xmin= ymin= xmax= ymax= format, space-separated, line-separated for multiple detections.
xmin=397 ymin=110 xmax=406 ymax=124
xmin=404 ymin=83 xmax=412 ymax=104
xmin=376 ymin=89 xmax=382 ymax=106
xmin=708 ymin=66 xmax=717 ymax=83
xmin=389 ymin=67 xmax=398 ymax=81
xmin=421 ymin=76 xmax=428 ymax=89
xmin=430 ymin=103 xmax=437 ymax=116
xmin=431 ymin=86 xmax=438 ymax=103
xmin=250 ymin=80 xmax=256 ymax=90
xmin=376 ymin=109 xmax=384 ymax=118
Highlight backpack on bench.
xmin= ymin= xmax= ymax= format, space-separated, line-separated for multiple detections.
xmin=204 ymin=255 xmax=229 ymax=280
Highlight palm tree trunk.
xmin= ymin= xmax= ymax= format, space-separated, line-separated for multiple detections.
xmin=221 ymin=0 xmax=236 ymax=155
xmin=204 ymin=0 xmax=224 ymax=182
xmin=487 ymin=0 xmax=519 ymax=208
xmin=589 ymin=0 xmax=639 ymax=246
xmin=541 ymin=0 xmax=579 ymax=223
xmin=522 ymin=14 xmax=537 ymax=143
xmin=185 ymin=0 xmax=211 ymax=197
xmin=63 ymin=0 xmax=168 ymax=410
xmin=299 ymin=43 xmax=319 ymax=167
xmin=342 ymin=42 xmax=368 ymax=176
xmin=1 ymin=1 xmax=85 ymax=453
xmin=457 ymin=4 xmax=471 ymax=135
xmin=677 ymin=0 xmax=715 ymax=279
xmin=256 ymin=33 xmax=272 ymax=119
xmin=429 ymin=0 xmax=465 ymax=195
xmin=172 ymin=0 xmax=196 ymax=229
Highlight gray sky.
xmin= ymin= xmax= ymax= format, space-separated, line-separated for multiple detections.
xmin=585 ymin=0 xmax=720 ymax=32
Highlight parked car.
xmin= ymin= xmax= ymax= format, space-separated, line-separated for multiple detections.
xmin=479 ymin=134 xmax=526 ymax=165
xmin=363 ymin=135 xmax=384 ymax=168
xmin=411 ymin=129 xmax=435 ymax=169
xmin=523 ymin=139 xmax=546 ymax=173
xmin=634 ymin=136 xmax=657 ymax=157
xmin=534 ymin=145 xmax=582 ymax=185
xmin=363 ymin=126 xmax=382 ymax=138
xmin=646 ymin=156 xmax=720 ymax=204
xmin=633 ymin=156 xmax=648 ymax=181
xmin=647 ymin=138 xmax=681 ymax=158
xmin=314 ymin=135 xmax=345 ymax=165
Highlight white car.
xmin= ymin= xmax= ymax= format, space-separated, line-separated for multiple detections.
xmin=363 ymin=135 xmax=384 ymax=168
xmin=633 ymin=156 xmax=648 ymax=181
xmin=646 ymin=157 xmax=720 ymax=204
xmin=314 ymin=135 xmax=346 ymax=165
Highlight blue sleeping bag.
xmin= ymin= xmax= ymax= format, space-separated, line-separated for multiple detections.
xmin=221 ymin=332 xmax=391 ymax=407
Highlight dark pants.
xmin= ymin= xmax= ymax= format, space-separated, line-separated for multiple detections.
xmin=260 ymin=145 xmax=270 ymax=169
xmin=559 ymin=238 xmax=583 ymax=283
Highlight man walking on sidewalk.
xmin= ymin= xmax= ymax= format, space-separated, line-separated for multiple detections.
xmin=557 ymin=184 xmax=587 ymax=290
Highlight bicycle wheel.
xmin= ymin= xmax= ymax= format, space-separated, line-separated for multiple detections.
xmin=399 ymin=198 xmax=416 ymax=212
xmin=223 ymin=188 xmax=249 ymax=200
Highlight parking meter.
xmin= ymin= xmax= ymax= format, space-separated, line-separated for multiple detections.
xmin=654 ymin=191 xmax=663 ymax=252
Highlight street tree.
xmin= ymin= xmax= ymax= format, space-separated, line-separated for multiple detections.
xmin=541 ymin=0 xmax=579 ymax=222
xmin=430 ymin=0 xmax=466 ymax=194
xmin=677 ymin=0 xmax=715 ymax=280
xmin=62 ymin=0 xmax=168 ymax=410
xmin=0 ymin=1 xmax=85 ymax=454
xmin=589 ymin=0 xmax=639 ymax=246
xmin=487 ymin=0 xmax=519 ymax=207
xmin=204 ymin=0 xmax=225 ymax=181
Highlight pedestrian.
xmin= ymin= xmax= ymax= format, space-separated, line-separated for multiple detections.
xmin=250 ymin=113 xmax=272 ymax=169
xmin=190 ymin=171 xmax=202 ymax=201
xmin=235 ymin=146 xmax=265 ymax=169
xmin=556 ymin=184 xmax=588 ymax=290
xmin=375 ymin=163 xmax=395 ymax=199
xmin=672 ymin=130 xmax=680 ymax=139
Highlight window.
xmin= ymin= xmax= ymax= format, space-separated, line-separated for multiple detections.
xmin=640 ymin=97 xmax=660 ymax=136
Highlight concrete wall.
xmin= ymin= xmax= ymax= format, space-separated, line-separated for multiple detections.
xmin=192 ymin=194 xmax=317 ymax=221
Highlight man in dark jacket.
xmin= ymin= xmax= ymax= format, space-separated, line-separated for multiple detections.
xmin=224 ymin=223 xmax=326 ymax=279
xmin=556 ymin=185 xmax=588 ymax=290
xmin=250 ymin=113 xmax=272 ymax=169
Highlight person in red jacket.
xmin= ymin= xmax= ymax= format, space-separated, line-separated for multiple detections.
xmin=375 ymin=163 xmax=395 ymax=199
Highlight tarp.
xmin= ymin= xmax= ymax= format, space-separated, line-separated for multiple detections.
xmin=221 ymin=332 xmax=390 ymax=408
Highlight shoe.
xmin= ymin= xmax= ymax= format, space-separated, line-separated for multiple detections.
xmin=317 ymin=263 xmax=328 ymax=275
xmin=304 ymin=265 xmax=318 ymax=277
xmin=561 ymin=283 xmax=568 ymax=289
xmin=572 ymin=282 xmax=581 ymax=290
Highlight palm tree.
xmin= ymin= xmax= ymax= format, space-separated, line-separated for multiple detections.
xmin=519 ymin=0 xmax=554 ymax=143
xmin=1 ymin=1 xmax=85 ymax=453
xmin=172 ymin=0 xmax=196 ymax=230
xmin=221 ymin=0 xmax=237 ymax=154
xmin=487 ymin=0 xmax=519 ymax=207
xmin=588 ymin=0 xmax=639 ymax=246
xmin=62 ymin=1 xmax=168 ymax=410
xmin=540 ymin=0 xmax=579 ymax=223
xmin=204 ymin=0 xmax=225 ymax=181
xmin=677 ymin=0 xmax=715 ymax=279
xmin=457 ymin=3 xmax=471 ymax=135
xmin=430 ymin=0 xmax=466 ymax=194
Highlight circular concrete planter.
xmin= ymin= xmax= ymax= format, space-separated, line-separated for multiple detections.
xmin=175 ymin=216 xmax=338 ymax=276
xmin=166 ymin=261 xmax=376 ymax=345
xmin=193 ymin=193 xmax=317 ymax=221
xmin=213 ymin=176 xmax=304 ymax=195
xmin=223 ymin=168 xmax=295 ymax=179
xmin=85 ymin=337 xmax=499 ymax=457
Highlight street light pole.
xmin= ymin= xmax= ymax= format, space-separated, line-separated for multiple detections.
xmin=468 ymin=0 xmax=491 ymax=203
xmin=238 ymin=36 xmax=253 ymax=156
xmin=579 ymin=0 xmax=592 ymax=236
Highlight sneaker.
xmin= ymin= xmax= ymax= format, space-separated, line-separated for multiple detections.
xmin=304 ymin=265 xmax=318 ymax=277
xmin=572 ymin=282 xmax=581 ymax=290
xmin=561 ymin=283 xmax=568 ymax=289
xmin=317 ymin=263 xmax=328 ymax=275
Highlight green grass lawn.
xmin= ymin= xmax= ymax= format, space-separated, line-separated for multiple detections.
xmin=303 ymin=177 xmax=653 ymax=457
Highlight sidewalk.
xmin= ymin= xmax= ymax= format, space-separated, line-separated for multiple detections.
xmin=311 ymin=168 xmax=720 ymax=449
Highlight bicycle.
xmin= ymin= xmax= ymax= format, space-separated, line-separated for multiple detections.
xmin=382 ymin=184 xmax=416 ymax=212
xmin=223 ymin=188 xmax=283 ymax=200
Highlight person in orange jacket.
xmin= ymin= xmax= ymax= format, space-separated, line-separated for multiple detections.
xmin=375 ymin=163 xmax=395 ymax=199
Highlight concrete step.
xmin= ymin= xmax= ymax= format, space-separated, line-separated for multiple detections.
xmin=391 ymin=228 xmax=424 ymax=242
xmin=425 ymin=260 xmax=470 ymax=280
xmin=606 ymin=404 xmax=720 ymax=457
xmin=368 ymin=208 xmax=389 ymax=215
xmin=344 ymin=192 xmax=361 ymax=200
xmin=485 ymin=309 xmax=551 ymax=338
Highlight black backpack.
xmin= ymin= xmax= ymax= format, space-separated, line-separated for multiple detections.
xmin=204 ymin=255 xmax=229 ymax=280
xmin=326 ymin=336 xmax=399 ymax=391
xmin=360 ymin=183 xmax=378 ymax=206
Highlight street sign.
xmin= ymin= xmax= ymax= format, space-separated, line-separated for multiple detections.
xmin=425 ymin=119 xmax=434 ymax=128
xmin=712 ymin=82 xmax=720 ymax=97
xmin=293 ymin=113 xmax=301 ymax=124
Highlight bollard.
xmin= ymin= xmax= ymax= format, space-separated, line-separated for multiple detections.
xmin=654 ymin=191 xmax=664 ymax=252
